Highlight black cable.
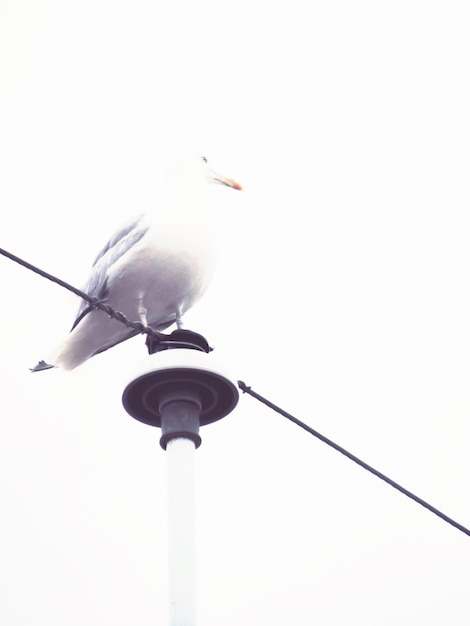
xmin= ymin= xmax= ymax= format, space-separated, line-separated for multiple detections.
xmin=0 ymin=246 xmax=161 ymax=340
xmin=238 ymin=381 xmax=470 ymax=538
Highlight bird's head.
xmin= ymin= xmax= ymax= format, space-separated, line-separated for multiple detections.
xmin=164 ymin=152 xmax=242 ymax=192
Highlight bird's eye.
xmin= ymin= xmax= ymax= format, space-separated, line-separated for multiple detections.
xmin=201 ymin=156 xmax=208 ymax=163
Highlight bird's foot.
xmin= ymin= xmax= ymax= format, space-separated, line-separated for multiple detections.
xmin=138 ymin=301 xmax=148 ymax=327
xmin=175 ymin=309 xmax=185 ymax=330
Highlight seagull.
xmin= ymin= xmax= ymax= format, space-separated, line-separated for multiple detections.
xmin=32 ymin=153 xmax=242 ymax=371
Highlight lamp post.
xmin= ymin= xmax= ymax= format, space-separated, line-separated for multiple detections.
xmin=122 ymin=331 xmax=238 ymax=626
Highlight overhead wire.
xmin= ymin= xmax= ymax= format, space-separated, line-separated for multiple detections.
xmin=1 ymin=245 xmax=469 ymax=538
xmin=238 ymin=381 xmax=470 ymax=537
xmin=0 ymin=246 xmax=161 ymax=340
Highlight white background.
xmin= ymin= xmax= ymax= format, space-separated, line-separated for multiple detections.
xmin=1 ymin=1 xmax=470 ymax=624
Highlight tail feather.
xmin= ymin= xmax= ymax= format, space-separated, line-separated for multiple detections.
xmin=30 ymin=360 xmax=55 ymax=372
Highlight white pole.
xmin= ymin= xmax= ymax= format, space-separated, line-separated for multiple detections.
xmin=166 ymin=436 xmax=197 ymax=626
xmin=121 ymin=347 xmax=239 ymax=625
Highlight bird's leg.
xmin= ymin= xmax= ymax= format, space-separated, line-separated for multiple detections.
xmin=175 ymin=309 xmax=184 ymax=330
xmin=138 ymin=297 xmax=148 ymax=328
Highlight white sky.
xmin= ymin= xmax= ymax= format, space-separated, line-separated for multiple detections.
xmin=1 ymin=1 xmax=470 ymax=624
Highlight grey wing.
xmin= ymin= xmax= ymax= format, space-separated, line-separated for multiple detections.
xmin=71 ymin=214 xmax=149 ymax=330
